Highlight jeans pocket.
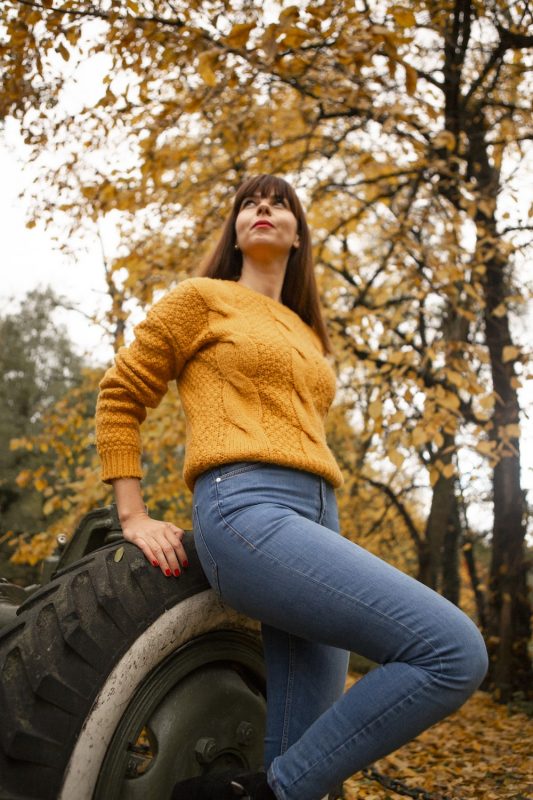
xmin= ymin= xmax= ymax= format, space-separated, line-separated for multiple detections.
xmin=215 ymin=462 xmax=264 ymax=482
xmin=193 ymin=504 xmax=222 ymax=597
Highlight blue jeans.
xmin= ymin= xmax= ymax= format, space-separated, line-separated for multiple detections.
xmin=193 ymin=462 xmax=488 ymax=800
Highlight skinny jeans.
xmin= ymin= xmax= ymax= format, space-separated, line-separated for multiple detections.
xmin=192 ymin=462 xmax=488 ymax=800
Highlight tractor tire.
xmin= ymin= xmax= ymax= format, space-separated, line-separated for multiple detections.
xmin=0 ymin=533 xmax=266 ymax=800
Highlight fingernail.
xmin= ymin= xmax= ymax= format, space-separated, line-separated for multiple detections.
xmin=152 ymin=560 xmax=159 ymax=567
xmin=165 ymin=568 xmax=171 ymax=576
xmin=183 ymin=560 xmax=189 ymax=569
xmin=174 ymin=568 xmax=180 ymax=577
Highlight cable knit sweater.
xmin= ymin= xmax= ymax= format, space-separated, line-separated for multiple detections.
xmin=96 ymin=277 xmax=343 ymax=490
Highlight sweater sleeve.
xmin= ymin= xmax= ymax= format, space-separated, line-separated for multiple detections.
xmin=95 ymin=279 xmax=207 ymax=482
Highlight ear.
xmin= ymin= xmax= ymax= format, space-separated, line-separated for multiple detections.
xmin=293 ymin=235 xmax=300 ymax=249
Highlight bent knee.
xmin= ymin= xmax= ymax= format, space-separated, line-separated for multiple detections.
xmin=447 ymin=614 xmax=488 ymax=695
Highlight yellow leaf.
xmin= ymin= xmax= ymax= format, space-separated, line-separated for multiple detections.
xmin=389 ymin=449 xmax=404 ymax=468
xmin=279 ymin=5 xmax=300 ymax=24
xmin=476 ymin=440 xmax=495 ymax=455
xmin=504 ymin=423 xmax=520 ymax=438
xmin=391 ymin=6 xmax=416 ymax=27
xmin=434 ymin=431 xmax=444 ymax=448
xmin=433 ymin=130 xmax=456 ymax=151
xmin=43 ymin=497 xmax=61 ymax=516
xmin=308 ymin=2 xmax=334 ymax=21
xmin=502 ymin=345 xmax=520 ymax=362
xmin=114 ymin=546 xmax=125 ymax=562
xmin=438 ymin=392 xmax=460 ymax=411
xmin=441 ymin=462 xmax=455 ymax=479
xmin=390 ymin=410 xmax=405 ymax=424
xmin=478 ymin=198 xmax=495 ymax=216
xmin=16 ymin=469 xmax=32 ymax=488
xmin=282 ymin=27 xmax=313 ymax=47
xmin=445 ymin=369 xmax=466 ymax=388
xmin=225 ymin=22 xmax=255 ymax=48
xmin=411 ymin=427 xmax=427 ymax=446
xmin=368 ymin=399 xmax=382 ymax=420
xmin=57 ymin=42 xmax=70 ymax=62
xmin=478 ymin=394 xmax=494 ymax=410
xmin=197 ymin=50 xmax=219 ymax=87
xmin=404 ymin=63 xmax=417 ymax=95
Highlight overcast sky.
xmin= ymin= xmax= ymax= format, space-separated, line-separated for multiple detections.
xmin=0 ymin=125 xmax=115 ymax=364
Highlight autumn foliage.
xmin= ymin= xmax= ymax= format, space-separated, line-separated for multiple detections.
xmin=1 ymin=0 xmax=532 ymax=701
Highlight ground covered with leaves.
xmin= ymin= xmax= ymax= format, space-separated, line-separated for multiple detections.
xmin=343 ymin=676 xmax=532 ymax=800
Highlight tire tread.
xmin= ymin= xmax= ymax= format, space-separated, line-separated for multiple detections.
xmin=0 ymin=534 xmax=210 ymax=799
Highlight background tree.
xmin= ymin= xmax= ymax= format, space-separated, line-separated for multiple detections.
xmin=1 ymin=0 xmax=531 ymax=699
xmin=0 ymin=289 xmax=83 ymax=581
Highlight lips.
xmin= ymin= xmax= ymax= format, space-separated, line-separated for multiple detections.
xmin=252 ymin=220 xmax=274 ymax=228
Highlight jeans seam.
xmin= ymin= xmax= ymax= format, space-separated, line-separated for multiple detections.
xmin=280 ymin=635 xmax=296 ymax=754
xmin=193 ymin=504 xmax=221 ymax=595
xmin=267 ymin=763 xmax=287 ymax=800
xmin=212 ymin=487 xmax=444 ymax=680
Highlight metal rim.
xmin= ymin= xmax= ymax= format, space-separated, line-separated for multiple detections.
xmin=94 ymin=630 xmax=266 ymax=799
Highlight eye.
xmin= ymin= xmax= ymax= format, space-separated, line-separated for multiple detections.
xmin=273 ymin=196 xmax=287 ymax=207
xmin=241 ymin=198 xmax=256 ymax=208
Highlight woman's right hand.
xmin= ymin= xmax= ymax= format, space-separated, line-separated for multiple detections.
xmin=121 ymin=510 xmax=188 ymax=577
xmin=112 ymin=478 xmax=188 ymax=577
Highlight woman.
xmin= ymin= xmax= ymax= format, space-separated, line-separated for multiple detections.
xmin=96 ymin=175 xmax=488 ymax=800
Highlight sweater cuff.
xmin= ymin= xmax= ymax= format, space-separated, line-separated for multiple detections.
xmin=99 ymin=449 xmax=143 ymax=483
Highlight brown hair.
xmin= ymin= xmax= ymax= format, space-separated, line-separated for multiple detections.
xmin=197 ymin=174 xmax=331 ymax=353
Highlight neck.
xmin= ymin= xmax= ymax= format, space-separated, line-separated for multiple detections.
xmin=238 ymin=257 xmax=287 ymax=302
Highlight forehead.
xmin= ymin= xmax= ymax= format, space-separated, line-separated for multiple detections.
xmin=243 ymin=191 xmax=286 ymax=199
xmin=237 ymin=176 xmax=293 ymax=200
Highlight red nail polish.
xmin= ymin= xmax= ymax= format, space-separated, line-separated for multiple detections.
xmin=152 ymin=560 xmax=159 ymax=567
xmin=165 ymin=568 xmax=171 ymax=576
xmin=174 ymin=568 xmax=180 ymax=577
xmin=183 ymin=560 xmax=189 ymax=569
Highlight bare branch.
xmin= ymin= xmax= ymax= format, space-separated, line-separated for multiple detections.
xmin=364 ymin=477 xmax=423 ymax=547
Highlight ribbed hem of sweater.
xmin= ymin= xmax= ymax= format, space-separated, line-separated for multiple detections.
xmin=99 ymin=449 xmax=143 ymax=483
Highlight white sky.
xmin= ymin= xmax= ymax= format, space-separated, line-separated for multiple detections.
xmin=0 ymin=128 xmax=115 ymax=364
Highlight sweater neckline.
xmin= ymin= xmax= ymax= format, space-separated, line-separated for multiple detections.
xmin=222 ymin=279 xmax=288 ymax=310
xmin=218 ymin=279 xmax=316 ymax=340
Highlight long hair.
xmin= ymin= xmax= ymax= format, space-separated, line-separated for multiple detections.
xmin=197 ymin=175 xmax=331 ymax=353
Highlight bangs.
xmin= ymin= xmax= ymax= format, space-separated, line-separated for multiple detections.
xmin=234 ymin=175 xmax=299 ymax=215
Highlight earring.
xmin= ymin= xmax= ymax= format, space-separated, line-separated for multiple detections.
xmin=234 ymin=243 xmax=240 ymax=250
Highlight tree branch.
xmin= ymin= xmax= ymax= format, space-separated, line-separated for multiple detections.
xmin=364 ymin=477 xmax=423 ymax=547
xmin=497 ymin=24 xmax=533 ymax=49
xmin=16 ymin=0 xmax=185 ymax=29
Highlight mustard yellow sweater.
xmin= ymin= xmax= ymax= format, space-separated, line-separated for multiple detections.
xmin=96 ymin=277 xmax=343 ymax=490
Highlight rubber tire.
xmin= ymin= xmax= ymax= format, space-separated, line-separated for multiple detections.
xmin=0 ymin=533 xmax=264 ymax=800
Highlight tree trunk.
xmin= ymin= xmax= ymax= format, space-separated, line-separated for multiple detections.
xmin=442 ymin=490 xmax=461 ymax=606
xmin=482 ymin=283 xmax=531 ymax=698
xmin=468 ymin=112 xmax=532 ymax=700
xmin=439 ymin=1 xmax=532 ymax=700
xmin=423 ymin=469 xmax=461 ymax=605
xmin=417 ymin=538 xmax=431 ymax=587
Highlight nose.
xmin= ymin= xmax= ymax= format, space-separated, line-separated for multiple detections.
xmin=256 ymin=199 xmax=272 ymax=215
